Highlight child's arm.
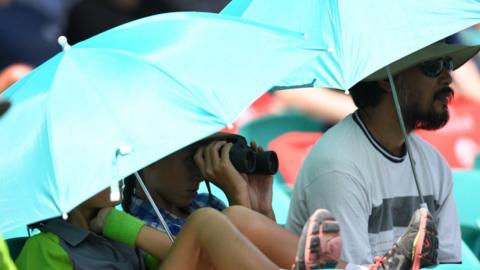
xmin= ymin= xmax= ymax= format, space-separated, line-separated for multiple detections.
xmin=91 ymin=208 xmax=172 ymax=260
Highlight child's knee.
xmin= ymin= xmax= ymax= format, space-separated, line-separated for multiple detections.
xmin=188 ymin=208 xmax=223 ymax=225
xmin=222 ymin=205 xmax=250 ymax=219
xmin=222 ymin=205 xmax=255 ymax=232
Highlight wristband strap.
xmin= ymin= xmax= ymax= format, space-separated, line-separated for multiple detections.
xmin=103 ymin=209 xmax=144 ymax=247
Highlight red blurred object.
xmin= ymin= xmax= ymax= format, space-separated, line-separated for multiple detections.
xmin=269 ymin=131 xmax=322 ymax=187
xmin=222 ymin=93 xmax=279 ymax=133
xmin=416 ymin=97 xmax=480 ymax=169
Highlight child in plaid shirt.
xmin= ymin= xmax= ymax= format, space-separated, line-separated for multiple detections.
xmin=122 ymin=132 xmax=275 ymax=237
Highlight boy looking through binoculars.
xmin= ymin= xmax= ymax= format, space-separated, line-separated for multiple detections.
xmin=122 ymin=132 xmax=277 ymax=236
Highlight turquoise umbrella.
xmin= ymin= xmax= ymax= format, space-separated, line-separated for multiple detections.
xmin=0 ymin=12 xmax=321 ymax=232
xmin=222 ymin=0 xmax=480 ymax=89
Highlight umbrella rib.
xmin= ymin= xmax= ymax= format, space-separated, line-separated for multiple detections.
xmin=134 ymin=172 xmax=175 ymax=243
xmin=386 ymin=66 xmax=426 ymax=209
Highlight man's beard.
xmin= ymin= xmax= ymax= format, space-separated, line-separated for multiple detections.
xmin=397 ymin=79 xmax=453 ymax=131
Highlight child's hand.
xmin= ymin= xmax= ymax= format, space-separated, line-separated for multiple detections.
xmin=90 ymin=207 xmax=114 ymax=234
xmin=244 ymin=142 xmax=275 ymax=220
xmin=194 ymin=141 xmax=250 ymax=207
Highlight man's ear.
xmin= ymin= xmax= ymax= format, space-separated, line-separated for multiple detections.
xmin=377 ymin=79 xmax=391 ymax=93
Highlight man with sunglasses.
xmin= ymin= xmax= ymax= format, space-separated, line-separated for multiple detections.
xmin=287 ymin=41 xmax=480 ymax=269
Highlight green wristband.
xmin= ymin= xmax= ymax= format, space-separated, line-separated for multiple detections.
xmin=103 ymin=209 xmax=144 ymax=247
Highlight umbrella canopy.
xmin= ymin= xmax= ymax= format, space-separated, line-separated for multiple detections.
xmin=0 ymin=12 xmax=321 ymax=232
xmin=222 ymin=0 xmax=480 ymax=89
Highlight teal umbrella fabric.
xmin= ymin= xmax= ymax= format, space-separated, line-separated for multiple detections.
xmin=0 ymin=12 xmax=321 ymax=232
xmin=222 ymin=0 xmax=480 ymax=89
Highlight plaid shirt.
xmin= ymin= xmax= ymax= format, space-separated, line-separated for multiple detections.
xmin=128 ymin=193 xmax=226 ymax=237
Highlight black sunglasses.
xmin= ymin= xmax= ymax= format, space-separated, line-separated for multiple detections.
xmin=420 ymin=57 xmax=454 ymax=78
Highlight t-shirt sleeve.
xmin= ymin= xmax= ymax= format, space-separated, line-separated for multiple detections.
xmin=304 ymin=171 xmax=374 ymax=265
xmin=15 ymin=233 xmax=72 ymax=270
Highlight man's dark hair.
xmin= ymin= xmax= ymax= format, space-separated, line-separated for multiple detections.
xmin=348 ymin=81 xmax=386 ymax=109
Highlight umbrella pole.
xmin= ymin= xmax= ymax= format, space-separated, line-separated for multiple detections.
xmin=385 ymin=66 xmax=427 ymax=209
xmin=134 ymin=172 xmax=175 ymax=243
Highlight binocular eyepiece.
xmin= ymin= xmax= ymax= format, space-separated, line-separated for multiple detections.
xmin=225 ymin=135 xmax=278 ymax=175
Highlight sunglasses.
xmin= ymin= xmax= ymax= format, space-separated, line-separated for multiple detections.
xmin=420 ymin=57 xmax=454 ymax=78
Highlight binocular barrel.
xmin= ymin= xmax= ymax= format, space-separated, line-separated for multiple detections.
xmin=253 ymin=151 xmax=278 ymax=175
xmin=229 ymin=148 xmax=257 ymax=174
xmin=228 ymin=138 xmax=279 ymax=175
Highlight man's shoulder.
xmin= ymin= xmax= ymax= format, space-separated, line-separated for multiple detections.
xmin=314 ymin=114 xmax=365 ymax=151
xmin=410 ymin=133 xmax=449 ymax=166
xmin=301 ymin=117 xmax=367 ymax=175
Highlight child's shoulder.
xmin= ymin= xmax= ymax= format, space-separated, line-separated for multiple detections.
xmin=23 ymin=232 xmax=61 ymax=249
xmin=16 ymin=232 xmax=72 ymax=270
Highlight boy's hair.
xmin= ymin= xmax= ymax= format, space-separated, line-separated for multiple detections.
xmin=121 ymin=174 xmax=136 ymax=213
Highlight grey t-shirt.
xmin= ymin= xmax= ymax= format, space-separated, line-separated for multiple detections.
xmin=287 ymin=112 xmax=461 ymax=265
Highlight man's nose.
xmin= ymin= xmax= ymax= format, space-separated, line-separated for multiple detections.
xmin=439 ymin=69 xmax=453 ymax=86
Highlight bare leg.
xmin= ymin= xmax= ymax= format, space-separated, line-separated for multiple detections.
xmin=159 ymin=208 xmax=278 ymax=270
xmin=223 ymin=206 xmax=299 ymax=269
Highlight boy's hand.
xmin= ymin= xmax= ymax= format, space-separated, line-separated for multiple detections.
xmin=244 ymin=142 xmax=275 ymax=220
xmin=194 ymin=141 xmax=250 ymax=207
xmin=90 ymin=207 xmax=114 ymax=234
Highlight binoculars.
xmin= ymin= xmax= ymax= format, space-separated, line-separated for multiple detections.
xmin=224 ymin=135 xmax=278 ymax=175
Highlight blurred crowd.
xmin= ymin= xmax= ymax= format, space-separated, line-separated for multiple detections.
xmin=1 ymin=1 xmax=480 ymax=171
xmin=0 ymin=0 xmax=229 ymax=91
xmin=1 ymin=2 xmax=480 ymax=270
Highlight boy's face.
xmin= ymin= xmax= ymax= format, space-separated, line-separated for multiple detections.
xmin=143 ymin=144 xmax=203 ymax=208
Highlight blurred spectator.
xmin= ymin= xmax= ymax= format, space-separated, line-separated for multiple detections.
xmin=65 ymin=0 xmax=140 ymax=44
xmin=66 ymin=0 xmax=230 ymax=43
xmin=451 ymin=59 xmax=480 ymax=104
xmin=137 ymin=0 xmax=229 ymax=15
xmin=272 ymin=88 xmax=356 ymax=123
xmin=0 ymin=64 xmax=32 ymax=93
xmin=0 ymin=3 xmax=58 ymax=69
xmin=15 ymin=0 xmax=79 ymax=22
xmin=0 ymin=0 xmax=77 ymax=69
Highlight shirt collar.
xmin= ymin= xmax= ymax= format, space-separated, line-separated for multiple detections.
xmin=42 ymin=219 xmax=90 ymax=246
xmin=353 ymin=111 xmax=407 ymax=163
